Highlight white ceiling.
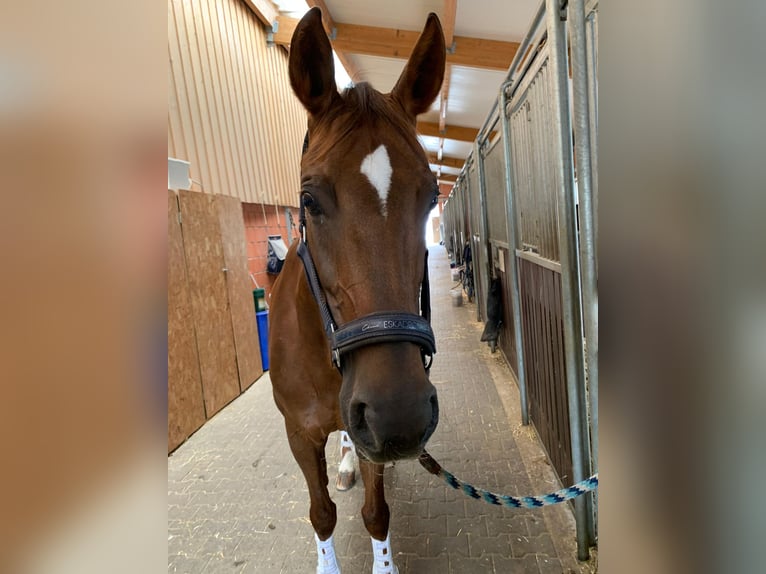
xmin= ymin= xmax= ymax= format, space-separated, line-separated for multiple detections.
xmin=272 ymin=0 xmax=539 ymax=186
xmin=455 ymin=0 xmax=539 ymax=41
xmin=431 ymin=65 xmax=508 ymax=127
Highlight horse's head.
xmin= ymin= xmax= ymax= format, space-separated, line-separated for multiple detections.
xmin=289 ymin=8 xmax=446 ymax=463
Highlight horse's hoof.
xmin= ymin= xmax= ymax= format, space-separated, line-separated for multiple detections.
xmin=335 ymin=470 xmax=356 ymax=491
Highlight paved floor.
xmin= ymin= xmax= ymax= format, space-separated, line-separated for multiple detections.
xmin=168 ymin=246 xmax=596 ymax=573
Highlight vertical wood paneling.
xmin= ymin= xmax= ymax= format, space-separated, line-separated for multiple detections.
xmin=249 ymin=6 xmax=271 ymax=205
xmin=232 ymin=0 xmax=262 ymax=203
xmin=197 ymin=0 xmax=234 ymax=198
xmin=168 ymin=40 xmax=184 ymax=162
xmin=221 ymin=0 xmax=253 ymax=201
xmin=169 ymin=1 xmax=202 ymax=183
xmin=210 ymin=0 xmax=242 ymax=200
xmin=519 ymin=257 xmax=572 ymax=483
xmin=169 ymin=0 xmax=305 ymax=207
xmin=177 ymin=0 xmax=216 ymax=190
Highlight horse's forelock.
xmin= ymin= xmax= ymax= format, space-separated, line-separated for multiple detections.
xmin=307 ymin=83 xmax=422 ymax=162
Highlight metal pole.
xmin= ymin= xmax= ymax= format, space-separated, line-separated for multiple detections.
xmin=585 ymin=7 xmax=598 ymax=263
xmin=462 ymin=155 xmax=479 ymax=313
xmin=474 ymin=137 xmax=492 ymax=322
xmin=499 ymin=81 xmax=530 ymax=426
xmin=569 ymin=0 xmax=598 ymax=546
xmin=545 ymin=0 xmax=591 ymax=561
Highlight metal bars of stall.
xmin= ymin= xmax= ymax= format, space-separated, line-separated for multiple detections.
xmin=474 ymin=137 xmax=494 ymax=323
xmin=569 ymin=0 xmax=599 ymax=534
xmin=500 ymin=81 xmax=530 ymax=427
xmin=543 ymin=0 xmax=593 ymax=559
xmin=440 ymin=0 xmax=598 ymax=559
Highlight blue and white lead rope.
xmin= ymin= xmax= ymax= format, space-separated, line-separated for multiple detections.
xmin=418 ymin=451 xmax=598 ymax=509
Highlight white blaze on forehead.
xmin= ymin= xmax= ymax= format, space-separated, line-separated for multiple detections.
xmin=360 ymin=144 xmax=392 ymax=215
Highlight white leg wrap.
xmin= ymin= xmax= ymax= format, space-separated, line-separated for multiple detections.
xmin=370 ymin=533 xmax=398 ymax=574
xmin=314 ymin=533 xmax=341 ymax=574
xmin=339 ymin=431 xmax=355 ymax=452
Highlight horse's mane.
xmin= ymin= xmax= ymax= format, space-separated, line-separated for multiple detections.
xmin=306 ymin=82 xmax=424 ymax=161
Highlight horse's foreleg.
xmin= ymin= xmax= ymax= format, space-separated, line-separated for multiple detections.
xmin=285 ymin=424 xmax=340 ymax=574
xmin=359 ymin=460 xmax=398 ymax=574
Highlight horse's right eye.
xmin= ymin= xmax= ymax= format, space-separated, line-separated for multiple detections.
xmin=301 ymin=193 xmax=322 ymax=216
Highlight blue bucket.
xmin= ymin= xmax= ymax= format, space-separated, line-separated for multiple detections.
xmin=256 ymin=310 xmax=269 ymax=371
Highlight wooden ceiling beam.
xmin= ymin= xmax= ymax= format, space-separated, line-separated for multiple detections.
xmin=434 ymin=172 xmax=458 ymax=183
xmin=417 ymin=121 xmax=479 ymax=142
xmin=442 ymin=0 xmax=457 ymax=47
xmin=242 ymin=0 xmax=278 ymax=27
xmin=439 ymin=65 xmax=452 ymax=134
xmin=273 ymin=16 xmax=519 ymax=70
xmin=439 ymin=0 xmax=457 ymax=133
xmin=427 ymin=152 xmax=465 ymax=169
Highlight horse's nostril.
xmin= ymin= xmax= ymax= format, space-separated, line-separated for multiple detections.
xmin=351 ymin=401 xmax=367 ymax=431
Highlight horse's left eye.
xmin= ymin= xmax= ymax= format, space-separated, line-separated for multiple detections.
xmin=430 ymin=192 xmax=440 ymax=207
xmin=302 ymin=192 xmax=322 ymax=216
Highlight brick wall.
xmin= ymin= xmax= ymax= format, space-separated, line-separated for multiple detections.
xmin=242 ymin=202 xmax=300 ymax=302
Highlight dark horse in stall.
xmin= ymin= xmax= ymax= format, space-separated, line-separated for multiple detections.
xmin=269 ymin=8 xmax=445 ymax=574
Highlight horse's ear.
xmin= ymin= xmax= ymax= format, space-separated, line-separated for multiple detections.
xmin=288 ymin=7 xmax=338 ymax=117
xmin=391 ymin=13 xmax=446 ymax=119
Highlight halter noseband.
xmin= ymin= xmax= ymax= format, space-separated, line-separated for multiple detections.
xmin=296 ymin=133 xmax=436 ymax=371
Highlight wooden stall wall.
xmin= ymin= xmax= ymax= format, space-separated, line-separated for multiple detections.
xmin=483 ymin=139 xmax=517 ymax=375
xmin=178 ymin=190 xmax=242 ymax=417
xmin=218 ymin=195 xmax=263 ymax=392
xmin=168 ymin=0 xmax=305 ymax=208
xmin=168 ymin=189 xmax=263 ymax=453
xmin=518 ymin=257 xmax=572 ymax=483
xmin=168 ymin=191 xmax=206 ymax=452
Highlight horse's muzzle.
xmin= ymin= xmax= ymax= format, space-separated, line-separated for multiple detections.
xmin=345 ymin=387 xmax=439 ymax=464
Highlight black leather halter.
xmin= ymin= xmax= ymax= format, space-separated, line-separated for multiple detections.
xmin=296 ymin=134 xmax=436 ymax=371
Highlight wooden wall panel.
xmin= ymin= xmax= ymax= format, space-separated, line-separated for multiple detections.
xmin=168 ymin=0 xmax=305 ymax=207
xmin=167 ymin=191 xmax=206 ymax=452
xmin=178 ymin=190 xmax=241 ymax=417
xmin=519 ymin=257 xmax=572 ymax=483
xmin=217 ymin=195 xmax=263 ymax=391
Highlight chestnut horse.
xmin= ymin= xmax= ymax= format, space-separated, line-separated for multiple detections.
xmin=269 ymin=8 xmax=445 ymax=574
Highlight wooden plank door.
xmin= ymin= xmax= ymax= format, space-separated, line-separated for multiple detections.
xmin=178 ymin=190 xmax=240 ymax=418
xmin=168 ymin=190 xmax=206 ymax=452
xmin=216 ymin=195 xmax=263 ymax=391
